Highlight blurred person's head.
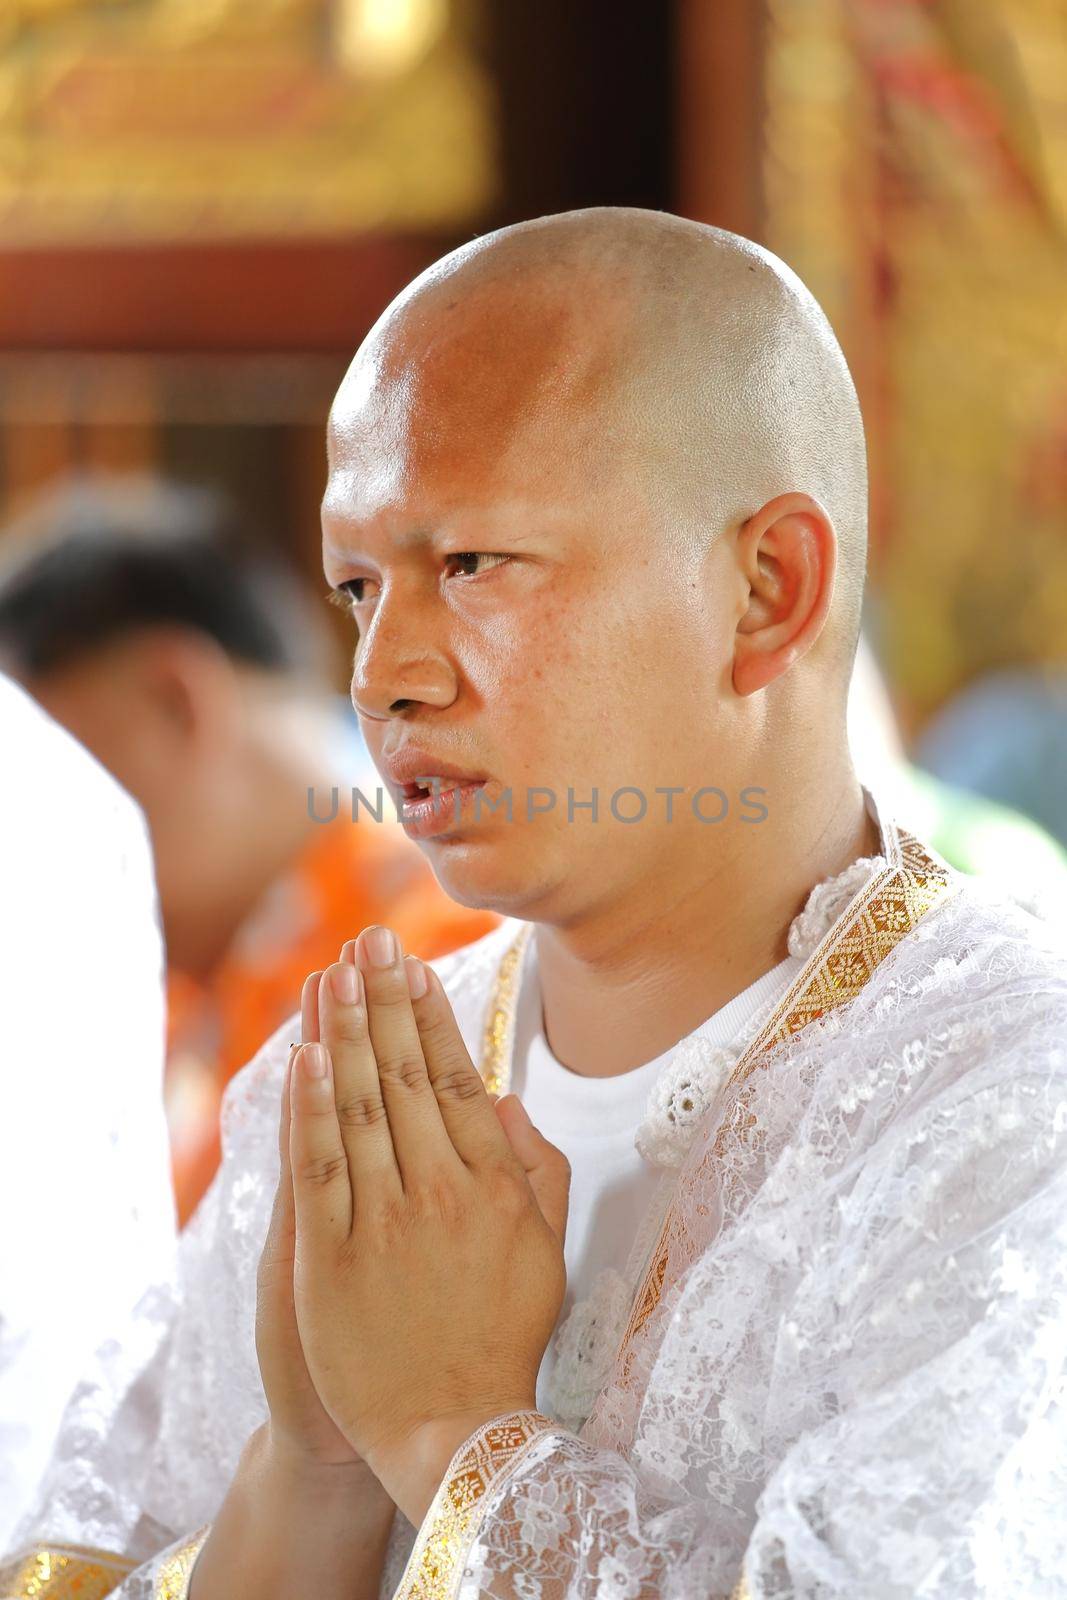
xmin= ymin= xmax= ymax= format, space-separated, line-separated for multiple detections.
xmin=323 ymin=208 xmax=870 ymax=925
xmin=0 ymin=476 xmax=333 ymax=975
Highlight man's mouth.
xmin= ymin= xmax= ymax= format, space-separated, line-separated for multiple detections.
xmin=400 ymin=778 xmax=484 ymax=803
xmin=380 ymin=747 xmax=491 ymax=837
xmin=397 ymin=776 xmax=489 ymax=840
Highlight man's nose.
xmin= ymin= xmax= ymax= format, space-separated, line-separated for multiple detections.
xmin=350 ymin=587 xmax=456 ymax=719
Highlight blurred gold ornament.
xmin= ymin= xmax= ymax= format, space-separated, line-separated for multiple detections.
xmin=335 ymin=0 xmax=448 ymax=77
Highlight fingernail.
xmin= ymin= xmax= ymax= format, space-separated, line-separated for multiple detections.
xmin=330 ymin=963 xmax=360 ymax=1005
xmin=302 ymin=1043 xmax=329 ymax=1080
xmin=405 ymin=956 xmax=429 ymax=999
xmin=363 ymin=926 xmax=399 ymax=968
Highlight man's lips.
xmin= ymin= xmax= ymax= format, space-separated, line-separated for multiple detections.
xmin=382 ymin=750 xmax=489 ymax=796
xmin=398 ymin=776 xmax=487 ymax=804
xmin=394 ymin=776 xmax=489 ymax=842
xmin=399 ymin=780 xmax=487 ymax=808
xmin=400 ymin=778 xmax=486 ymax=802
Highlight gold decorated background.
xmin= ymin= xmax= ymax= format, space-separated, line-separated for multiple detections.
xmin=763 ymin=0 xmax=1067 ymax=723
xmin=0 ymin=0 xmax=495 ymax=242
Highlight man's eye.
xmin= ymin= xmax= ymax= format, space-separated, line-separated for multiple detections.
xmin=327 ymin=579 xmax=382 ymax=620
xmin=343 ymin=578 xmax=377 ymax=604
xmin=446 ymin=552 xmax=509 ymax=578
xmin=327 ymin=554 xmax=506 ymax=616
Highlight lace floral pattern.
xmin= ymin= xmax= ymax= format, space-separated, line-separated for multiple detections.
xmin=462 ymin=885 xmax=1067 ymax=1598
xmin=541 ymin=1269 xmax=631 ymax=1431
xmin=10 ymin=852 xmax=1067 ymax=1599
xmin=786 ymin=853 xmax=887 ymax=959
xmin=634 ymin=850 xmax=889 ymax=1175
xmin=635 ymin=1046 xmax=740 ymax=1170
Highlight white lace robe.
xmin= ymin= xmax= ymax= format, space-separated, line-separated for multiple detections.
xmin=6 ymin=818 xmax=1067 ymax=1599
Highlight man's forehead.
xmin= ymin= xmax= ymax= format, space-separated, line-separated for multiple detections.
xmin=322 ymin=419 xmax=590 ymax=535
xmin=331 ymin=272 xmax=624 ymax=450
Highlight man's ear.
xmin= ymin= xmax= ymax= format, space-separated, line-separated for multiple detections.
xmin=732 ymin=492 xmax=836 ymax=697
xmin=136 ymin=627 xmax=241 ymax=751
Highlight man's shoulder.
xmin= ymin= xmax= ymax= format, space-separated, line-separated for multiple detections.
xmin=942 ymin=871 xmax=1067 ymax=988
xmin=872 ymin=872 xmax=1067 ymax=1101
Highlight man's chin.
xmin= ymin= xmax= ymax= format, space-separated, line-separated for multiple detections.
xmin=419 ymin=833 xmax=549 ymax=919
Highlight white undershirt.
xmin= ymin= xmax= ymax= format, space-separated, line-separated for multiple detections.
xmin=508 ymin=945 xmax=805 ymax=1405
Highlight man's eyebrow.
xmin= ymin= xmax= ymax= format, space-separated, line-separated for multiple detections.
xmin=321 ymin=526 xmax=435 ymax=567
xmin=322 ymin=504 xmax=550 ymax=567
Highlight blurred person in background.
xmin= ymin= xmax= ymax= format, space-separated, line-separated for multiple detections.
xmin=847 ymin=634 xmax=1067 ymax=909
xmin=915 ymin=666 xmax=1067 ymax=855
xmin=0 ymin=478 xmax=497 ymax=1225
xmin=0 ymin=671 xmax=175 ymax=1551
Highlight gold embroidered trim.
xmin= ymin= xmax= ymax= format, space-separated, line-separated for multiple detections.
xmin=478 ymin=923 xmax=532 ymax=1096
xmin=620 ymin=824 xmax=958 ymax=1352
xmin=393 ymin=1411 xmax=556 ymax=1600
xmin=0 ymin=1544 xmax=135 ymax=1599
xmin=419 ymin=819 xmax=953 ymax=1597
xmin=730 ymin=828 xmax=953 ymax=1078
xmin=153 ymin=1528 xmax=209 ymax=1599
xmin=475 ymin=821 xmax=958 ymax=1367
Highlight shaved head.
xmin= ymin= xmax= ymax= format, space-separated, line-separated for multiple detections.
xmin=329 ymin=207 xmax=868 ymax=678
xmin=324 ymin=207 xmax=871 ymax=923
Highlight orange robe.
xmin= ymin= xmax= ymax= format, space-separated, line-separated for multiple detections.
xmin=165 ymin=818 xmax=498 ymax=1225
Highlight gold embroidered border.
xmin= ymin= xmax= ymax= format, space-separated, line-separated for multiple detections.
xmin=619 ymin=825 xmax=958 ymax=1353
xmin=728 ymin=828 xmax=955 ymax=1081
xmin=153 ymin=1529 xmax=209 ymax=1599
xmin=0 ymin=1544 xmax=135 ymax=1599
xmin=478 ymin=924 xmax=532 ymax=1097
xmin=393 ymin=1411 xmax=556 ymax=1600
xmin=0 ymin=1526 xmax=209 ymax=1600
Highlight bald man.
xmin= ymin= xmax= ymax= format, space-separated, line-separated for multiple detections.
xmin=8 ymin=211 xmax=1066 ymax=1600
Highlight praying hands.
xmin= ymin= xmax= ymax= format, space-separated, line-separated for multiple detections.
xmin=287 ymin=925 xmax=571 ymax=1527
xmin=190 ymin=927 xmax=569 ymax=1600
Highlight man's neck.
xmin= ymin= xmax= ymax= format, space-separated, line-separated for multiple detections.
xmin=533 ymin=772 xmax=878 ymax=1079
xmin=167 ymin=745 xmax=334 ymax=980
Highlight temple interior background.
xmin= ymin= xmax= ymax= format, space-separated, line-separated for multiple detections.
xmin=5 ymin=4 xmax=1067 ymax=1578
xmin=0 ymin=0 xmax=1064 ymax=784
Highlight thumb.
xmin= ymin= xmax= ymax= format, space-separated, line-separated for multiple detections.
xmin=495 ymin=1094 xmax=570 ymax=1246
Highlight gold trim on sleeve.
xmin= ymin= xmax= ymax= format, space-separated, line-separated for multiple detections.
xmin=154 ymin=1528 xmax=209 ymax=1599
xmin=392 ymin=1411 xmax=557 ymax=1600
xmin=0 ymin=1544 xmax=135 ymax=1599
xmin=0 ymin=1527 xmax=210 ymax=1600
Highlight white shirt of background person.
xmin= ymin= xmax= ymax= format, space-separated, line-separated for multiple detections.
xmin=0 ymin=673 xmax=176 ymax=1551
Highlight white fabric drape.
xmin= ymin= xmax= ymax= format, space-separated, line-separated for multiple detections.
xmin=7 ymin=814 xmax=1067 ymax=1597
xmin=448 ymin=885 xmax=1067 ymax=1596
xmin=0 ymin=676 xmax=175 ymax=1553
